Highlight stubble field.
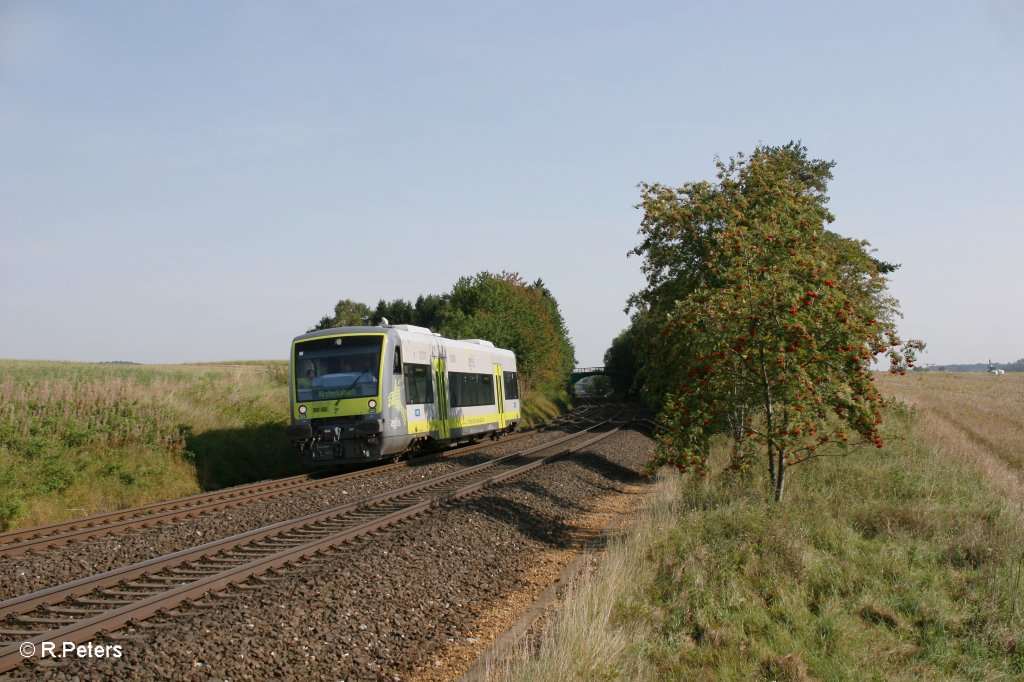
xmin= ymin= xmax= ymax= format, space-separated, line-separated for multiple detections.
xmin=875 ymin=371 xmax=1024 ymax=502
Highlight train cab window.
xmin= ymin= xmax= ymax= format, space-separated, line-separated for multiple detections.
xmin=503 ymin=371 xmax=520 ymax=400
xmin=293 ymin=334 xmax=384 ymax=402
xmin=393 ymin=346 xmax=402 ymax=374
xmin=403 ymin=363 xmax=434 ymax=404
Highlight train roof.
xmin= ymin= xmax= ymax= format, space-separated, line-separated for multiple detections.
xmin=292 ymin=325 xmax=514 ymax=360
xmin=292 ymin=326 xmax=391 ymax=343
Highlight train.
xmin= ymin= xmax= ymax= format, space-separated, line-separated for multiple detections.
xmin=286 ymin=323 xmax=521 ymax=465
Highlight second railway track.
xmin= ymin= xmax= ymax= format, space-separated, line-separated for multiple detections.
xmin=0 ymin=402 xmax=630 ymax=675
xmin=0 ymin=402 xmax=601 ymax=560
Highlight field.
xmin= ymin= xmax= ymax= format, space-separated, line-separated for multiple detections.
xmin=0 ymin=360 xmax=564 ymax=531
xmin=875 ymin=371 xmax=1024 ymax=503
xmin=497 ymin=372 xmax=1024 ymax=680
xmin=0 ymin=360 xmax=298 ymax=530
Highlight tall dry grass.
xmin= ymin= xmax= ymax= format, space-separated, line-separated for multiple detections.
xmin=494 ymin=373 xmax=1024 ymax=680
xmin=489 ymin=470 xmax=680 ymax=682
xmin=0 ymin=360 xmax=294 ymax=530
xmin=0 ymin=358 xmax=566 ymax=531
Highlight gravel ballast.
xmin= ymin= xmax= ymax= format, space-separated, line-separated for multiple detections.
xmin=0 ymin=426 xmax=593 ymax=601
xmin=7 ymin=424 xmax=655 ymax=681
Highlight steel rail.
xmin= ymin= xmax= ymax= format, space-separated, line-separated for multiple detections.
xmin=0 ymin=406 xmax=599 ymax=558
xmin=0 ymin=406 xmax=619 ymax=620
xmin=0 ymin=407 xmax=628 ymax=674
xmin=0 ymin=475 xmax=310 ymax=544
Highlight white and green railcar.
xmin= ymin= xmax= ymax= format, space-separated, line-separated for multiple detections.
xmin=287 ymin=323 xmax=521 ymax=465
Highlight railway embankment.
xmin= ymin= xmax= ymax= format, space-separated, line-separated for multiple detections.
xmin=0 ymin=406 xmax=602 ymax=600
xmin=0 ymin=360 xmax=569 ymax=534
xmin=2 ymin=405 xmax=656 ymax=680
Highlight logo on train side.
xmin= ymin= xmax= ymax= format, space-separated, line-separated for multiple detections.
xmin=386 ymin=385 xmax=406 ymax=425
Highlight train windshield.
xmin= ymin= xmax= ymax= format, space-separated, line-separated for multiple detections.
xmin=294 ymin=335 xmax=384 ymax=403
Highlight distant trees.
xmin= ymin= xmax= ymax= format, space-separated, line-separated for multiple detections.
xmin=625 ymin=142 xmax=923 ymax=501
xmin=311 ymin=272 xmax=575 ymax=396
xmin=442 ymin=272 xmax=575 ymax=393
xmin=308 ymin=299 xmax=372 ymax=331
xmin=603 ymin=313 xmax=651 ymax=400
xmin=373 ymin=294 xmax=449 ymax=331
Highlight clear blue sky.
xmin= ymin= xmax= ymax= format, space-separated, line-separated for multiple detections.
xmin=2 ymin=1 xmax=1021 ymax=366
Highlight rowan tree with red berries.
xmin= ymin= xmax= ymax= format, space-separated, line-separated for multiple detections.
xmin=629 ymin=143 xmax=923 ymax=501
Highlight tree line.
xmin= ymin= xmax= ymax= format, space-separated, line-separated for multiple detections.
xmin=309 ymin=272 xmax=575 ymax=396
xmin=928 ymin=360 xmax=1024 ymax=372
xmin=606 ymin=142 xmax=924 ymax=501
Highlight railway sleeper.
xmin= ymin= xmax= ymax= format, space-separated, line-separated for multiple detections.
xmin=136 ymin=575 xmax=201 ymax=584
xmin=70 ymin=597 xmax=135 ymax=607
xmin=169 ymin=568 xmax=222 ymax=577
xmin=234 ymin=578 xmax=284 ymax=590
xmin=311 ymin=521 xmax=350 ymax=530
xmin=11 ymin=615 xmax=72 ymax=626
xmin=123 ymin=577 xmax=181 ymax=586
xmin=197 ymin=558 xmax=251 ymax=567
xmin=102 ymin=589 xmax=158 ymax=597
xmin=249 ymin=539 xmax=300 ymax=548
xmin=254 ymin=539 xmax=307 ymax=549
xmin=42 ymin=605 xmax=102 ymax=616
xmin=277 ymin=534 xmax=322 ymax=544
xmin=0 ymin=628 xmax=39 ymax=639
xmin=228 ymin=548 xmax=277 ymax=557
xmin=280 ymin=530 xmax=323 ymax=539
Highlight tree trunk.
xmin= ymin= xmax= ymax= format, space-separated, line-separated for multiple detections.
xmin=759 ymin=349 xmax=776 ymax=490
xmin=773 ymin=449 xmax=786 ymax=501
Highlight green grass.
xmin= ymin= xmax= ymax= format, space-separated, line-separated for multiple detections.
xmin=498 ymin=407 xmax=1024 ymax=681
xmin=521 ymin=387 xmax=572 ymax=426
xmin=0 ymin=360 xmax=570 ymax=531
xmin=0 ymin=360 xmax=299 ymax=530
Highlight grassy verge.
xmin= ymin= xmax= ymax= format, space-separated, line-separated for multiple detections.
xmin=497 ymin=403 xmax=1024 ymax=680
xmin=0 ymin=360 xmax=298 ymax=530
xmin=0 ymin=361 xmax=573 ymax=531
xmin=521 ymin=387 xmax=572 ymax=427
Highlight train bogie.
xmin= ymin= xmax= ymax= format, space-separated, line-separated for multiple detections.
xmin=288 ymin=323 xmax=519 ymax=465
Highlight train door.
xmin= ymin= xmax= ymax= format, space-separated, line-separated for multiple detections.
xmin=433 ymin=357 xmax=451 ymax=440
xmin=494 ymin=363 xmax=506 ymax=429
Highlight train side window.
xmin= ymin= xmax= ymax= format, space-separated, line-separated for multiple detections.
xmin=449 ymin=372 xmax=465 ymax=408
xmin=503 ymin=371 xmax=520 ymax=400
xmin=393 ymin=346 xmax=402 ymax=374
xmin=481 ymin=373 xmax=494 ymax=405
xmin=403 ymin=363 xmax=434 ymax=404
xmin=449 ymin=371 xmax=495 ymax=407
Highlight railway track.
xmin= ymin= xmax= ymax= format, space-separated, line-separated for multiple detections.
xmin=0 ymin=402 xmax=628 ymax=675
xmin=0 ymin=402 xmax=600 ymax=560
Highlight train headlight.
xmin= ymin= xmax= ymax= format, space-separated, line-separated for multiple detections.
xmin=368 ymin=399 xmax=377 ymax=411
xmin=298 ymin=405 xmax=307 ymax=415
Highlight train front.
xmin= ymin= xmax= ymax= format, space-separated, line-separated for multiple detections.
xmin=287 ymin=328 xmax=392 ymax=464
